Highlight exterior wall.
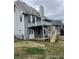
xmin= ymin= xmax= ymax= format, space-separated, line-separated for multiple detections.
xmin=14 ymin=6 xmax=25 ymax=39
xmin=14 ymin=7 xmax=19 ymax=37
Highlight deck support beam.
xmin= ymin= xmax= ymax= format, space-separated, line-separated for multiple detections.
xmin=42 ymin=26 xmax=45 ymax=40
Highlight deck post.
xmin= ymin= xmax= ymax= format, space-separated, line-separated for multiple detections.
xmin=42 ymin=26 xmax=45 ymax=40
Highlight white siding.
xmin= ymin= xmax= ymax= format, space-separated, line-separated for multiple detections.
xmin=14 ymin=7 xmax=25 ymax=39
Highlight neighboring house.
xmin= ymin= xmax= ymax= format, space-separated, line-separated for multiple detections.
xmin=50 ymin=20 xmax=62 ymax=35
xmin=60 ymin=24 xmax=64 ymax=35
xmin=14 ymin=1 xmax=53 ymax=40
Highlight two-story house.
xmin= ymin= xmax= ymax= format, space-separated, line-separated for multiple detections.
xmin=14 ymin=1 xmax=53 ymax=40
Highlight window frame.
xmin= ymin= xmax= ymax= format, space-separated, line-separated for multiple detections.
xmin=20 ymin=15 xmax=22 ymax=22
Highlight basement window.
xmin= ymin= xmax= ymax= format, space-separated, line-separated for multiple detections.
xmin=20 ymin=15 xmax=22 ymax=22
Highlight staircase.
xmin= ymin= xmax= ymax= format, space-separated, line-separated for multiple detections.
xmin=44 ymin=26 xmax=57 ymax=42
xmin=50 ymin=28 xmax=57 ymax=42
xmin=49 ymin=26 xmax=57 ymax=43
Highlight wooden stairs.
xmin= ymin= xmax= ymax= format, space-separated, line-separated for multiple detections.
xmin=50 ymin=26 xmax=57 ymax=43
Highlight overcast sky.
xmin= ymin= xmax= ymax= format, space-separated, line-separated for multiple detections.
xmin=20 ymin=0 xmax=64 ymax=21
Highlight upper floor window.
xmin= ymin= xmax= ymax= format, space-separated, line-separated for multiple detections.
xmin=36 ymin=17 xmax=41 ymax=21
xmin=28 ymin=15 xmax=38 ymax=23
xmin=20 ymin=15 xmax=22 ymax=22
xmin=28 ymin=15 xmax=31 ymax=23
xmin=32 ymin=16 xmax=35 ymax=23
xmin=28 ymin=15 xmax=35 ymax=23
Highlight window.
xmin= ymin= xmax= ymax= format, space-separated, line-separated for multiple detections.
xmin=28 ymin=15 xmax=31 ymax=23
xmin=20 ymin=15 xmax=22 ymax=22
xmin=28 ymin=15 xmax=36 ymax=23
xmin=32 ymin=16 xmax=35 ymax=23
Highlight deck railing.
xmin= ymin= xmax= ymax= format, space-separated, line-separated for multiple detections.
xmin=28 ymin=20 xmax=52 ymax=27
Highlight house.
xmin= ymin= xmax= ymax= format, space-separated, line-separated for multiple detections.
xmin=14 ymin=1 xmax=53 ymax=40
xmin=50 ymin=20 xmax=63 ymax=35
xmin=60 ymin=24 xmax=64 ymax=35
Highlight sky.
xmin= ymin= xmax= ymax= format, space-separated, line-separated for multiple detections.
xmin=15 ymin=0 xmax=64 ymax=22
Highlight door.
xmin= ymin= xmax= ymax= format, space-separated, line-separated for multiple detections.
xmin=29 ymin=29 xmax=34 ymax=39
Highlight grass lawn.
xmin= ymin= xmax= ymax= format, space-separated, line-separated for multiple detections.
xmin=14 ymin=39 xmax=64 ymax=59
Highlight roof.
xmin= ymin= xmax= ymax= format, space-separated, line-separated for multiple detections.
xmin=50 ymin=20 xmax=62 ymax=26
xmin=14 ymin=1 xmax=40 ymax=17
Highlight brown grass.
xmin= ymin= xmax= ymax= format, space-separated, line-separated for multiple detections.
xmin=14 ymin=39 xmax=64 ymax=59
